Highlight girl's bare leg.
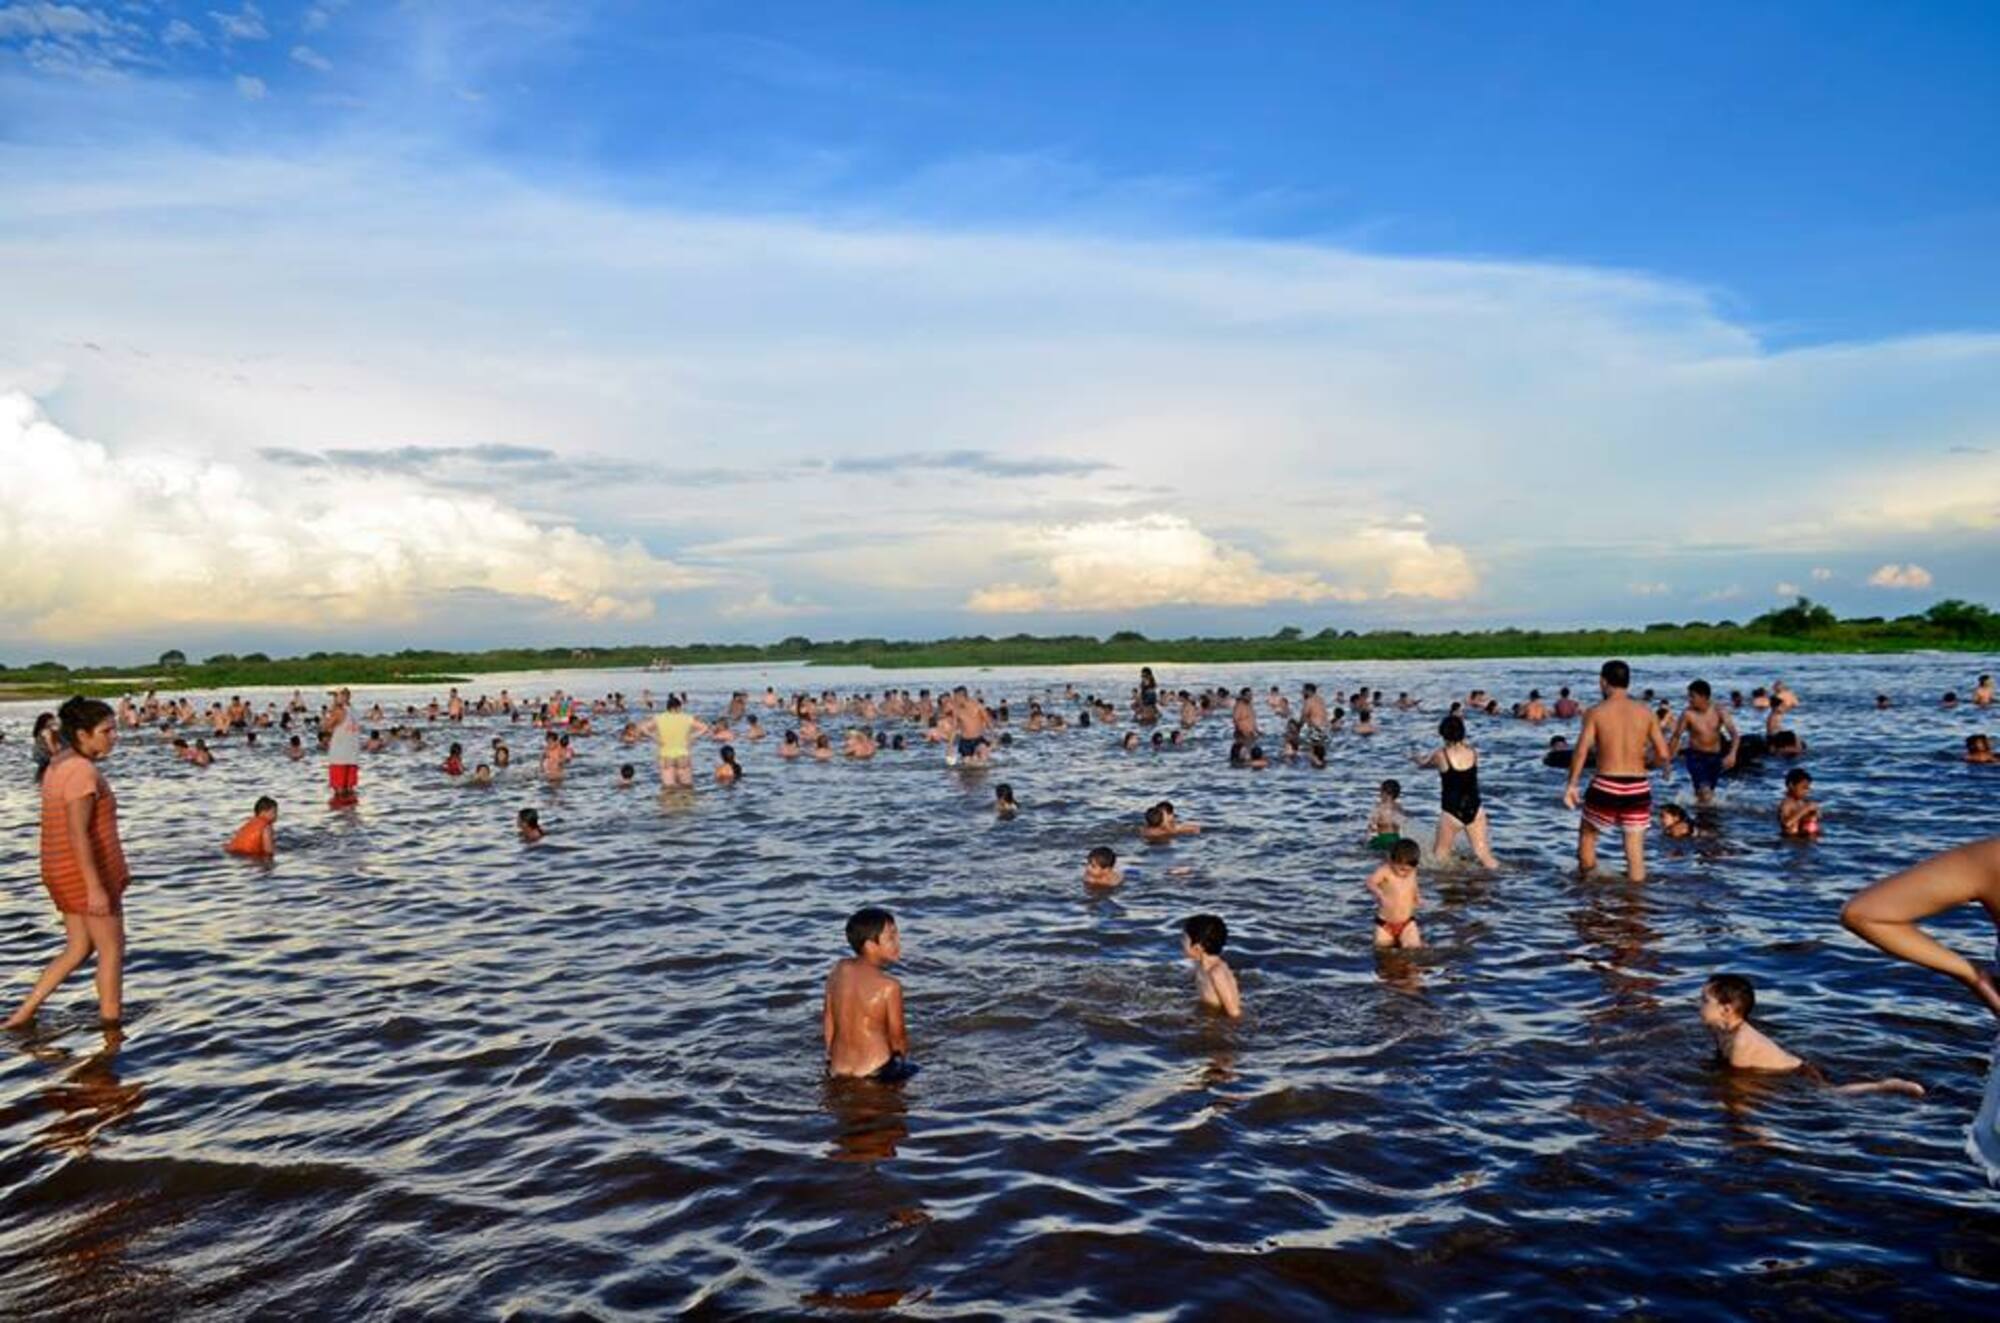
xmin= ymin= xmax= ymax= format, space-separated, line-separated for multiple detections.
xmin=1841 ymin=838 xmax=2000 ymax=1016
xmin=1468 ymin=812 xmax=1499 ymax=869
xmin=86 ymin=913 xmax=124 ymax=1025
xmin=1433 ymin=817 xmax=1457 ymax=864
xmin=4 ymin=916 xmax=96 ymax=1029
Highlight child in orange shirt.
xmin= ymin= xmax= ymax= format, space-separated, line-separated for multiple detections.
xmin=226 ymin=796 xmax=278 ymax=857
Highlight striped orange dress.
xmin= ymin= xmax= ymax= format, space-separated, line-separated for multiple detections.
xmin=40 ymin=752 xmax=130 ymax=915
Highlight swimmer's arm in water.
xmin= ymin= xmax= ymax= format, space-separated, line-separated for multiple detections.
xmin=1841 ymin=838 xmax=2000 ymax=1017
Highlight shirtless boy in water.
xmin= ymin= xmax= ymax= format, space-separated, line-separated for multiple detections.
xmin=824 ymin=907 xmax=913 ymax=1080
xmin=1565 ymin=660 xmax=1670 ymax=881
xmin=1367 ymin=838 xmax=1423 ymax=949
xmin=1700 ymin=974 xmax=1922 ymax=1096
xmin=1181 ymin=914 xmax=1242 ymax=1018
xmin=1666 ymin=679 xmax=1739 ymax=805
xmin=225 ymin=796 xmax=278 ymax=857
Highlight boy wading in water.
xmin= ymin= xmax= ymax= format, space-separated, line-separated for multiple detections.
xmin=824 ymin=907 xmax=915 ymax=1081
xmin=1565 ymin=659 xmax=1670 ymax=881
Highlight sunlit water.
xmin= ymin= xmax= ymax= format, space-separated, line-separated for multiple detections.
xmin=2 ymin=654 xmax=1997 ymax=1318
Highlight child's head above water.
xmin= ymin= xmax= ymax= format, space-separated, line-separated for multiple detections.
xmin=1388 ymin=838 xmax=1420 ymax=869
xmin=1379 ymin=778 xmax=1401 ymax=801
xmin=1661 ymin=803 xmax=1693 ymax=837
xmin=1700 ymin=973 xmax=1755 ymax=1027
xmin=253 ymin=795 xmax=277 ymax=819
xmin=1182 ymin=913 xmax=1227 ymax=956
xmin=844 ymin=906 xmax=898 ymax=959
xmin=1784 ymin=767 xmax=1813 ymax=793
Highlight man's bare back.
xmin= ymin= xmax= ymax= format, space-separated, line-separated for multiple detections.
xmin=824 ymin=956 xmax=906 ymax=1077
xmin=1581 ymin=692 xmax=1661 ymax=776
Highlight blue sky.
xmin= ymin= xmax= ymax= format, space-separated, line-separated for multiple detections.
xmin=1 ymin=2 xmax=1996 ymax=660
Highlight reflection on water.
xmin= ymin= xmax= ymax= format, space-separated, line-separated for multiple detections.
xmin=1 ymin=654 xmax=1998 ymax=1316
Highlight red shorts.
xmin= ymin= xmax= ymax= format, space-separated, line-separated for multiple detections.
xmin=329 ymin=763 xmax=359 ymax=792
xmin=1582 ymin=775 xmax=1652 ymax=831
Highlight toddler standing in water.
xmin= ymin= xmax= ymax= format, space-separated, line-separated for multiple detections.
xmin=1180 ymin=914 xmax=1242 ymax=1018
xmin=1367 ymin=780 xmax=1406 ymax=850
xmin=1367 ymin=838 xmax=1423 ymax=949
xmin=824 ymin=907 xmax=915 ymax=1081
xmin=1699 ymin=975 xmax=1922 ymax=1096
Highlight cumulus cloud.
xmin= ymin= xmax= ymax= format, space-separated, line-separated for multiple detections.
xmin=0 ymin=391 xmax=710 ymax=640
xmin=1774 ymin=582 xmax=1801 ymax=597
xmin=290 ymin=43 xmax=331 ymax=72
xmin=1867 ymin=562 xmax=1933 ymax=589
xmin=0 ymin=3 xmax=105 ymax=39
xmin=965 ymin=512 xmax=1474 ymax=613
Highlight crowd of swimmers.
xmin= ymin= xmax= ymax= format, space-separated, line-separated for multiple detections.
xmin=7 ymin=661 xmax=1998 ymax=1103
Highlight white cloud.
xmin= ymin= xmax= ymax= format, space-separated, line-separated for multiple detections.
xmin=1775 ymin=582 xmax=1801 ymax=597
xmin=1810 ymin=566 xmax=1833 ymax=581
xmin=209 ymin=4 xmax=267 ymax=42
xmin=0 ymin=3 xmax=103 ymax=39
xmin=1628 ymin=581 xmax=1670 ymax=597
xmin=1698 ymin=585 xmax=1744 ymax=603
xmin=964 ymin=513 xmax=1466 ymax=613
xmin=161 ymin=17 xmax=204 ymax=47
xmin=290 ymin=43 xmax=331 ymax=72
xmin=234 ymin=74 xmax=266 ymax=100
xmin=0 ymin=390 xmax=711 ymax=641
xmin=1867 ymin=562 xmax=1934 ymax=590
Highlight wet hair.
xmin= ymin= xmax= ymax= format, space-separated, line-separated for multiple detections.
xmin=253 ymin=795 xmax=277 ymax=815
xmin=1688 ymin=679 xmax=1711 ymax=699
xmin=449 ymin=742 xmax=463 ymax=757
xmin=666 ymin=695 xmax=683 ymax=711
xmin=619 ymin=763 xmax=635 ymax=779
xmin=1389 ymin=838 xmax=1420 ymax=867
xmin=1380 ymin=778 xmax=1402 ymax=799
xmin=1182 ymin=913 xmax=1228 ymax=954
xmin=1601 ymin=659 xmax=1631 ymax=689
xmin=1661 ymin=803 xmax=1691 ymax=827
xmin=995 ymin=782 xmax=1017 ymax=805
xmin=1248 ymin=745 xmax=1265 ymax=761
xmin=783 ymin=730 xmax=799 ymax=745
xmin=845 ymin=906 xmax=896 ymax=954
xmin=1705 ymin=973 xmax=1755 ymax=1018
xmin=518 ymin=808 xmax=540 ymax=828
xmin=1784 ymin=767 xmax=1812 ymax=789
xmin=57 ymin=696 xmax=116 ymax=747
xmin=1437 ymin=715 xmax=1467 ymax=744
xmin=1087 ymin=845 xmax=1118 ymax=869
xmin=1969 ymin=734 xmax=1991 ymax=752
xmin=1943 ymin=691 xmax=1959 ymax=704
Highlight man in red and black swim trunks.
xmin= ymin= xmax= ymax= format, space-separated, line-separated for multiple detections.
xmin=1563 ymin=659 xmax=1670 ymax=881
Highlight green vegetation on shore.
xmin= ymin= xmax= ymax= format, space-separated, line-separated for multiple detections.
xmin=1 ymin=598 xmax=1993 ymax=699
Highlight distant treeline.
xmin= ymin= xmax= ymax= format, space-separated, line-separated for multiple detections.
xmin=3 ymin=597 xmax=1994 ymax=697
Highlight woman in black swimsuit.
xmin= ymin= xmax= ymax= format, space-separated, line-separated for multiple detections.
xmin=1413 ymin=715 xmax=1499 ymax=868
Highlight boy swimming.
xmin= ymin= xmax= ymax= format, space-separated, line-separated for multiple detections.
xmin=1141 ymin=801 xmax=1201 ymax=842
xmin=1667 ymin=679 xmax=1738 ymax=804
xmin=517 ymin=808 xmax=545 ymax=843
xmin=1367 ymin=839 xmax=1423 ymax=949
xmin=995 ymin=783 xmax=1019 ymax=818
xmin=1660 ymin=803 xmax=1695 ymax=839
xmin=225 ymin=796 xmax=278 ymax=857
xmin=1699 ymin=974 xmax=1922 ymax=1096
xmin=823 ymin=907 xmax=914 ymax=1080
xmin=1083 ymin=845 xmax=1123 ymax=889
xmin=1180 ymin=914 xmax=1242 ymax=1018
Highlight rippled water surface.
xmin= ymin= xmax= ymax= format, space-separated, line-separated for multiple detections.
xmin=3 ymin=655 xmax=1999 ymax=1318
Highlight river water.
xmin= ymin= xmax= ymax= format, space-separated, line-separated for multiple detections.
xmin=1 ymin=654 xmax=1996 ymax=1318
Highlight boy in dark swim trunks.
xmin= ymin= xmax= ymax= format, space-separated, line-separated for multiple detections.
xmin=1181 ymin=914 xmax=1242 ymax=1018
xmin=1666 ymin=679 xmax=1738 ymax=804
xmin=824 ymin=907 xmax=914 ymax=1080
xmin=1367 ymin=838 xmax=1423 ymax=949
xmin=1700 ymin=974 xmax=1921 ymax=1096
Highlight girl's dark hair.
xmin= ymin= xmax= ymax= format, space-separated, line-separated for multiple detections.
xmin=58 ymin=696 xmax=115 ymax=747
xmin=1438 ymin=714 xmax=1467 ymax=743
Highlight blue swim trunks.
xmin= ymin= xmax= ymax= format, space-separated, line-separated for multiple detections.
xmin=1683 ymin=748 xmax=1724 ymax=792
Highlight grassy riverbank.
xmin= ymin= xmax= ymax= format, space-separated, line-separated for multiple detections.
xmin=2 ymin=599 xmax=1993 ymax=699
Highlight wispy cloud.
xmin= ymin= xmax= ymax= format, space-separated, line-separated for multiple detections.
xmin=823 ymin=449 xmax=1111 ymax=478
xmin=209 ymin=4 xmax=267 ymax=43
xmin=290 ymin=43 xmax=331 ymax=72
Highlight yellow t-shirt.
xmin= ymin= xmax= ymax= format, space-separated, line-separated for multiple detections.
xmin=655 ymin=712 xmax=694 ymax=760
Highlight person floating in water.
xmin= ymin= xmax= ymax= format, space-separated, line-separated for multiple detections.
xmin=1778 ymin=768 xmax=1821 ymax=838
xmin=1700 ymin=974 xmax=1922 ymax=1096
xmin=1367 ymin=838 xmax=1423 ymax=950
xmin=1565 ymin=659 xmax=1670 ymax=881
xmin=1666 ymin=679 xmax=1738 ymax=805
xmin=1181 ymin=914 xmax=1242 ymax=1018
xmin=225 ymin=796 xmax=278 ymax=857
xmin=1141 ymin=800 xmax=1201 ymax=842
xmin=1966 ymin=734 xmax=1996 ymax=765
xmin=1083 ymin=845 xmax=1124 ymax=889
xmin=1660 ymin=803 xmax=1696 ymax=839
xmin=824 ymin=906 xmax=914 ymax=1081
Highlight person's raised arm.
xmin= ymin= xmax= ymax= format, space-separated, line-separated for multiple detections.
xmin=1841 ymin=837 xmax=2000 ymax=1016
